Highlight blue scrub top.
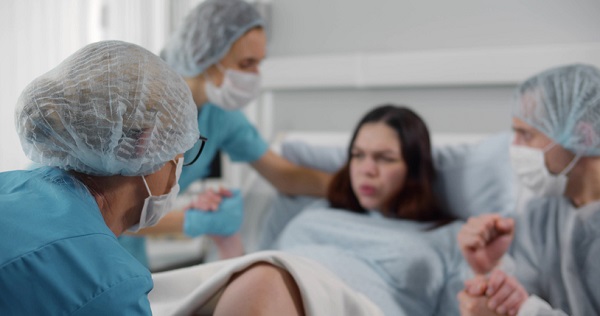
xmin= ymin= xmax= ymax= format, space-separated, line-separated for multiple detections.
xmin=120 ymin=102 xmax=269 ymax=267
xmin=0 ymin=167 xmax=152 ymax=315
xmin=179 ymin=102 xmax=269 ymax=191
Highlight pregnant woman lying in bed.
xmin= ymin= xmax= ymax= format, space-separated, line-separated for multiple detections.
xmin=150 ymin=104 xmax=471 ymax=316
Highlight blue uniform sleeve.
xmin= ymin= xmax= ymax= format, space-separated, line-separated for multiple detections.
xmin=0 ymin=234 xmax=154 ymax=315
xmin=198 ymin=104 xmax=268 ymax=163
xmin=179 ymin=104 xmax=268 ymax=191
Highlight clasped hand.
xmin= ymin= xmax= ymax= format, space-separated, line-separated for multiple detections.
xmin=458 ymin=269 xmax=528 ymax=316
xmin=456 ymin=214 xmax=527 ymax=315
xmin=182 ymin=187 xmax=244 ymax=237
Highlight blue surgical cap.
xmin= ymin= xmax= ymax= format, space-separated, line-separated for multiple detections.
xmin=513 ymin=64 xmax=600 ymax=156
xmin=160 ymin=0 xmax=264 ymax=77
xmin=15 ymin=40 xmax=200 ymax=176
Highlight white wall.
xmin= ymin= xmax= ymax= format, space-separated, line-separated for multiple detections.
xmin=269 ymin=86 xmax=515 ymax=134
xmin=3 ymin=0 xmax=600 ymax=172
xmin=267 ymin=0 xmax=600 ymax=57
xmin=259 ymin=0 xmax=600 ymax=137
xmin=0 ymin=0 xmax=92 ymax=171
xmin=0 ymin=0 xmax=179 ymax=172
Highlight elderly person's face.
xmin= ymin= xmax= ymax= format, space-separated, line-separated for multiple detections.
xmin=512 ymin=117 xmax=576 ymax=175
xmin=144 ymin=153 xmax=184 ymax=196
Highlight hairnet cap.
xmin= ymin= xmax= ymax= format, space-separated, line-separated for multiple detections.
xmin=513 ymin=64 xmax=600 ymax=156
xmin=160 ymin=0 xmax=265 ymax=77
xmin=15 ymin=40 xmax=200 ymax=176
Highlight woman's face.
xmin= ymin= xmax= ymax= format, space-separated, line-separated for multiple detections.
xmin=207 ymin=27 xmax=267 ymax=86
xmin=350 ymin=122 xmax=407 ymax=211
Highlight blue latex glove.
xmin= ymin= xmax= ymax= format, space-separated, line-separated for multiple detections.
xmin=183 ymin=189 xmax=244 ymax=237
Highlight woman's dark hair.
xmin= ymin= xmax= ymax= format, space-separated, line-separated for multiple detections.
xmin=327 ymin=104 xmax=454 ymax=223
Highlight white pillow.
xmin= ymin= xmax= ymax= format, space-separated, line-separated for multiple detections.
xmin=432 ymin=132 xmax=516 ymax=219
xmin=282 ymin=142 xmax=347 ymax=173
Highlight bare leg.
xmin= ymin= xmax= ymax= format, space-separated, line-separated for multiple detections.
xmin=210 ymin=234 xmax=245 ymax=259
xmin=214 ymin=263 xmax=305 ymax=316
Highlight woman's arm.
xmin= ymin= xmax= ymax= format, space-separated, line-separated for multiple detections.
xmin=251 ymin=149 xmax=333 ymax=197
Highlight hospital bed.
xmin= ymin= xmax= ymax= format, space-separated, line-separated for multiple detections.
xmin=147 ymin=129 xmax=531 ymax=315
xmin=146 ymin=130 xmax=524 ymax=269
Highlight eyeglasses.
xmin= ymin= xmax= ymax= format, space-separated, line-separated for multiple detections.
xmin=183 ymin=135 xmax=208 ymax=167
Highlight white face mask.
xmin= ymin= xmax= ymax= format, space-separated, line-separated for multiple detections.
xmin=204 ymin=65 xmax=261 ymax=111
xmin=509 ymin=144 xmax=580 ymax=197
xmin=129 ymin=157 xmax=183 ymax=232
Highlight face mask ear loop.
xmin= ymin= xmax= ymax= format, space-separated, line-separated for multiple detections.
xmin=204 ymin=63 xmax=225 ymax=86
xmin=560 ymin=153 xmax=582 ymax=176
xmin=203 ymin=71 xmax=216 ymax=87
xmin=141 ymin=175 xmax=153 ymax=197
xmin=542 ymin=142 xmax=557 ymax=153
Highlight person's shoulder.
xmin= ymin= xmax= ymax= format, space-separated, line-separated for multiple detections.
xmin=202 ymin=102 xmax=249 ymax=123
xmin=9 ymin=232 xmax=146 ymax=274
xmin=57 ymin=234 xmax=152 ymax=291
xmin=1 ymin=166 xmax=82 ymax=193
xmin=73 ymin=275 xmax=152 ymax=315
xmin=523 ymin=196 xmax=571 ymax=218
xmin=73 ymin=236 xmax=152 ymax=314
xmin=517 ymin=196 xmax=574 ymax=235
xmin=0 ymin=167 xmax=47 ymax=190
xmin=0 ymin=233 xmax=151 ymax=315
xmin=0 ymin=166 xmax=106 ymax=262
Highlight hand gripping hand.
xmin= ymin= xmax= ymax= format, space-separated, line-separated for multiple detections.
xmin=183 ymin=189 xmax=244 ymax=237
xmin=457 ymin=214 xmax=515 ymax=275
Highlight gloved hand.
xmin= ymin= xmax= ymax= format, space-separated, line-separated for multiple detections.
xmin=183 ymin=189 xmax=244 ymax=237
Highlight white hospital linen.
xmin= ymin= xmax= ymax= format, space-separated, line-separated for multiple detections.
xmin=149 ymin=250 xmax=383 ymax=316
xmin=512 ymin=197 xmax=600 ymax=315
xmin=275 ymin=203 xmax=469 ymax=316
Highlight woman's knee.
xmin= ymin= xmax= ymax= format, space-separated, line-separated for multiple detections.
xmin=215 ymin=263 xmax=305 ymax=316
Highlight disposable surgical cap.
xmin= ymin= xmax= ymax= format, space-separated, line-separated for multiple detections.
xmin=15 ymin=40 xmax=199 ymax=176
xmin=160 ymin=0 xmax=264 ymax=77
xmin=513 ymin=64 xmax=600 ymax=156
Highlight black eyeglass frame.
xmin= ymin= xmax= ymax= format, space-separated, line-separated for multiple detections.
xmin=183 ymin=135 xmax=208 ymax=167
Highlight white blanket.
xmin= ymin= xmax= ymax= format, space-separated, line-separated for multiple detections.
xmin=149 ymin=250 xmax=383 ymax=316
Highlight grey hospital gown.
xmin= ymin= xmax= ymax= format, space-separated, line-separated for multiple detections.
xmin=274 ymin=203 xmax=469 ymax=316
xmin=512 ymin=197 xmax=600 ymax=316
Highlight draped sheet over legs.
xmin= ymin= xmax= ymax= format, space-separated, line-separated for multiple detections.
xmin=149 ymin=251 xmax=383 ymax=316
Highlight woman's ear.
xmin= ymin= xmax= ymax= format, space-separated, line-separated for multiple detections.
xmin=204 ymin=64 xmax=224 ymax=87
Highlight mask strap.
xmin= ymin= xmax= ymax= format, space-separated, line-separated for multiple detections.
xmin=203 ymin=71 xmax=215 ymax=85
xmin=204 ymin=64 xmax=225 ymax=85
xmin=141 ymin=160 xmax=178 ymax=198
xmin=560 ymin=153 xmax=582 ymax=176
xmin=216 ymin=63 xmax=226 ymax=73
xmin=542 ymin=142 xmax=557 ymax=153
xmin=141 ymin=175 xmax=153 ymax=197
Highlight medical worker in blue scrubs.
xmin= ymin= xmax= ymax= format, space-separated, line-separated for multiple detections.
xmin=121 ymin=0 xmax=332 ymax=264
xmin=0 ymin=40 xmax=200 ymax=314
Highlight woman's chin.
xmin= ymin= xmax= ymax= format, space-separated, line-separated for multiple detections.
xmin=357 ymin=197 xmax=380 ymax=211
